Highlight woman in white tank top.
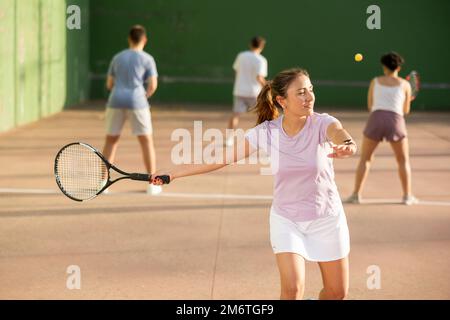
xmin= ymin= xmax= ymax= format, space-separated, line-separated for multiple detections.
xmin=346 ymin=52 xmax=418 ymax=205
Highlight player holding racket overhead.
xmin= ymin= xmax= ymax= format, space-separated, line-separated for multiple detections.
xmin=346 ymin=52 xmax=418 ymax=205
xmin=102 ymin=25 xmax=162 ymax=195
xmin=152 ymin=68 xmax=357 ymax=300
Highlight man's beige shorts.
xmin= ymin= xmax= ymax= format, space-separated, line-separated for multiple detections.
xmin=105 ymin=107 xmax=153 ymax=136
xmin=233 ymin=96 xmax=257 ymax=113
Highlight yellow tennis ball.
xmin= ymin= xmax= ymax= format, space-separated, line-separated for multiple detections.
xmin=355 ymin=53 xmax=363 ymax=62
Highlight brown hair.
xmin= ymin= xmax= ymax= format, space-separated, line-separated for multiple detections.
xmin=252 ymin=68 xmax=310 ymax=124
xmin=250 ymin=36 xmax=266 ymax=49
xmin=129 ymin=25 xmax=147 ymax=44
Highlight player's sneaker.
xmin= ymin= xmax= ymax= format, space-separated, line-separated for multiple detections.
xmin=101 ymin=179 xmax=109 ymax=194
xmin=403 ymin=195 xmax=418 ymax=205
xmin=147 ymin=184 xmax=162 ymax=195
xmin=343 ymin=193 xmax=361 ymax=204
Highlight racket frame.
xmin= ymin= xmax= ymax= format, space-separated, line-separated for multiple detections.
xmin=406 ymin=70 xmax=420 ymax=101
xmin=54 ymin=142 xmax=151 ymax=202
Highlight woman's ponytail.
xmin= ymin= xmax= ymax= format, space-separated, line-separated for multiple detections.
xmin=252 ymin=81 xmax=279 ymax=125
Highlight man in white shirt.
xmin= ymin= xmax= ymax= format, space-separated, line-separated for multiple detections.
xmin=226 ymin=36 xmax=268 ymax=146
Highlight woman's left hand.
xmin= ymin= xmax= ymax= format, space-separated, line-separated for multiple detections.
xmin=328 ymin=144 xmax=357 ymax=158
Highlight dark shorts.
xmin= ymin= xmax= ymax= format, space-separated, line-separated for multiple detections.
xmin=363 ymin=110 xmax=407 ymax=142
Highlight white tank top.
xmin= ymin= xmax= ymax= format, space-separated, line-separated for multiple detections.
xmin=372 ymin=78 xmax=405 ymax=116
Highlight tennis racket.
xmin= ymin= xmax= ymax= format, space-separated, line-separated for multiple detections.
xmin=54 ymin=142 xmax=170 ymax=202
xmin=406 ymin=70 xmax=420 ymax=101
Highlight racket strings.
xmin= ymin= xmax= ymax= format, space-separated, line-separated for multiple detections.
xmin=407 ymin=71 xmax=420 ymax=99
xmin=56 ymin=144 xmax=108 ymax=200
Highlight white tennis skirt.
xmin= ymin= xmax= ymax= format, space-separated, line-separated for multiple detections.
xmin=269 ymin=206 xmax=350 ymax=262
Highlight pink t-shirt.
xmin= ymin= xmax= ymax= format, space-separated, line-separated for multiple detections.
xmin=245 ymin=113 xmax=344 ymax=222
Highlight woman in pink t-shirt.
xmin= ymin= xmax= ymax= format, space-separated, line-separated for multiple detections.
xmin=152 ymin=68 xmax=357 ymax=300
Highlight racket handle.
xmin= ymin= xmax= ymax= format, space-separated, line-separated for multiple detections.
xmin=129 ymin=173 xmax=151 ymax=181
xmin=153 ymin=175 xmax=171 ymax=184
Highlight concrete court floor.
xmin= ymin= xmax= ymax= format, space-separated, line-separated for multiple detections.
xmin=0 ymin=105 xmax=449 ymax=299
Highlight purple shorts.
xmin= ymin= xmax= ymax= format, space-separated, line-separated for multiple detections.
xmin=363 ymin=110 xmax=407 ymax=142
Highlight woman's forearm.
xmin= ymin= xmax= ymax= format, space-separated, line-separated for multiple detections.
xmin=331 ymin=128 xmax=357 ymax=154
xmin=332 ymin=128 xmax=353 ymax=144
xmin=165 ymin=163 xmax=228 ymax=181
xmin=155 ymin=139 xmax=255 ymax=182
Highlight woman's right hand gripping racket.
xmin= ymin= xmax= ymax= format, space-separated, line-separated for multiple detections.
xmin=406 ymin=70 xmax=420 ymax=101
xmin=54 ymin=142 xmax=170 ymax=202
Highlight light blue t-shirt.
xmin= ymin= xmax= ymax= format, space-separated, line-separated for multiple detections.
xmin=107 ymin=49 xmax=158 ymax=109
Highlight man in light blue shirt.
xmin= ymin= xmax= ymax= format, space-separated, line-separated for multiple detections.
xmin=102 ymin=25 xmax=161 ymax=195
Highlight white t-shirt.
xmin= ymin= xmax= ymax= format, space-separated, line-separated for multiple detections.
xmin=232 ymin=51 xmax=268 ymax=98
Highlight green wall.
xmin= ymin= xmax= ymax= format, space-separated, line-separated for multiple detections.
xmin=89 ymin=0 xmax=450 ymax=110
xmin=1 ymin=0 xmax=449 ymax=134
xmin=66 ymin=0 xmax=90 ymax=106
xmin=0 ymin=0 xmax=15 ymax=131
xmin=0 ymin=0 xmax=89 ymax=133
